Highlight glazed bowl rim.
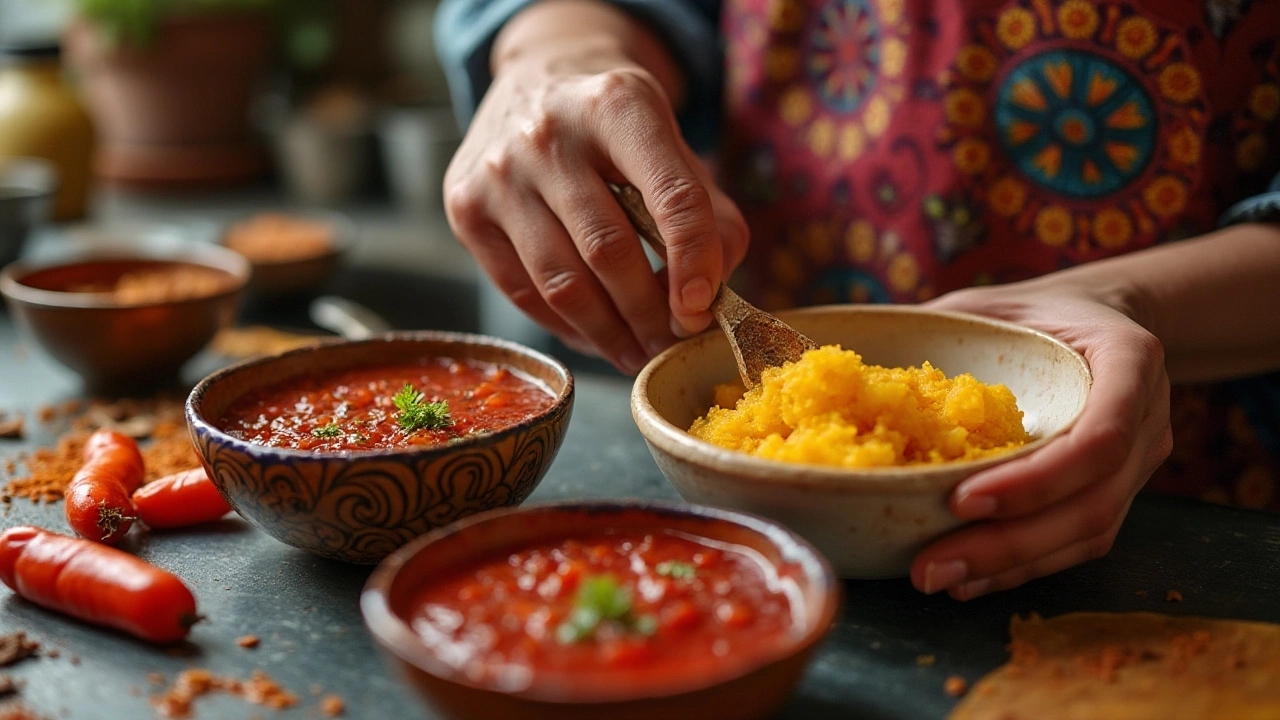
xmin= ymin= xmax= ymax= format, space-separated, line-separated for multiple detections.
xmin=0 ymin=234 xmax=251 ymax=310
xmin=360 ymin=498 xmax=841 ymax=704
xmin=217 ymin=208 xmax=357 ymax=267
xmin=632 ymin=304 xmax=1093 ymax=489
xmin=186 ymin=330 xmax=575 ymax=462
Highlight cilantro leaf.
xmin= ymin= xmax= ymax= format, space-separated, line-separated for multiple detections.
xmin=555 ymin=575 xmax=656 ymax=644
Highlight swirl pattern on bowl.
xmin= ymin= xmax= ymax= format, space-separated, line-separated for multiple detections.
xmin=187 ymin=332 xmax=574 ymax=563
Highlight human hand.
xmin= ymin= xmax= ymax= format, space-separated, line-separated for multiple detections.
xmin=910 ymin=279 xmax=1172 ymax=600
xmin=443 ymin=37 xmax=748 ymax=374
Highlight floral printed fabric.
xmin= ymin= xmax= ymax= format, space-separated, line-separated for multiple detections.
xmin=719 ymin=0 xmax=1280 ymax=511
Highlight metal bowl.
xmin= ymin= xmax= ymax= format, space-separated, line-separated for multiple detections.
xmin=0 ymin=232 xmax=250 ymax=393
xmin=0 ymin=158 xmax=57 ymax=267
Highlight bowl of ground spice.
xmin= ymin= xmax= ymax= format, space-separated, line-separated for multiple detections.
xmin=0 ymin=233 xmax=249 ymax=393
xmin=220 ymin=212 xmax=353 ymax=298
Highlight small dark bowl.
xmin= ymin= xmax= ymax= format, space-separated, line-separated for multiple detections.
xmin=219 ymin=210 xmax=354 ymax=299
xmin=361 ymin=500 xmax=840 ymax=720
xmin=185 ymin=332 xmax=574 ymax=564
xmin=0 ymin=234 xmax=249 ymax=393
xmin=0 ymin=158 xmax=57 ymax=268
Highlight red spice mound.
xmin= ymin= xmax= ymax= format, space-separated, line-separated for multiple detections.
xmin=944 ymin=675 xmax=969 ymax=697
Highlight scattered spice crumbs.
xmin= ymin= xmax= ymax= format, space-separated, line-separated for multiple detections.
xmin=152 ymin=669 xmax=297 ymax=719
xmin=2 ymin=398 xmax=198 ymax=503
xmin=1167 ymin=590 xmax=1184 ymax=603
xmin=1135 ymin=590 xmax=1147 ymax=596
xmin=0 ymin=703 xmax=51 ymax=720
xmin=0 ymin=634 xmax=39 ymax=668
xmin=36 ymin=406 xmax=55 ymax=423
xmin=147 ymin=673 xmax=166 ymax=686
xmin=0 ymin=675 xmax=17 ymax=698
xmin=944 ymin=675 xmax=968 ymax=697
xmin=0 ymin=416 xmax=22 ymax=440
xmin=320 ymin=695 xmax=344 ymax=717
xmin=916 ymin=654 xmax=937 ymax=667
xmin=236 ymin=636 xmax=260 ymax=649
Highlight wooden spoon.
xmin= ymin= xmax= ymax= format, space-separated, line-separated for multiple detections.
xmin=608 ymin=183 xmax=816 ymax=388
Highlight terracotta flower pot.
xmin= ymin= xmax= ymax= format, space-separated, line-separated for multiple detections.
xmin=64 ymin=14 xmax=272 ymax=188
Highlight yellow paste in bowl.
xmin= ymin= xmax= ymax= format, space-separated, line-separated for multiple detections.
xmin=688 ymin=346 xmax=1030 ymax=467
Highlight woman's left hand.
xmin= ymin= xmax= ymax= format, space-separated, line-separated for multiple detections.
xmin=910 ymin=278 xmax=1173 ymax=600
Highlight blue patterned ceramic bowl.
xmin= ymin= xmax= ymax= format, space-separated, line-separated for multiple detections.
xmin=186 ymin=332 xmax=574 ymax=563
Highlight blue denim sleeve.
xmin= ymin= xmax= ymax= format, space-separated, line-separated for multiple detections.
xmin=433 ymin=0 xmax=724 ymax=152
xmin=1219 ymin=171 xmax=1280 ymax=226
xmin=1218 ymin=171 xmax=1280 ymax=457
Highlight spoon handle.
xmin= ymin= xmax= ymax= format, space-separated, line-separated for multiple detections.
xmin=607 ymin=183 xmax=669 ymax=264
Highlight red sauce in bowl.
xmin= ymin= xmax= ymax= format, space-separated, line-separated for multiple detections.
xmin=407 ymin=530 xmax=799 ymax=694
xmin=217 ymin=359 xmax=555 ymax=452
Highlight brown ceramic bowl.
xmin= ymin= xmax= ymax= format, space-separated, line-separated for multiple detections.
xmin=185 ymin=332 xmax=574 ymax=563
xmin=219 ymin=211 xmax=354 ymax=298
xmin=0 ymin=233 xmax=249 ymax=393
xmin=361 ymin=500 xmax=840 ymax=720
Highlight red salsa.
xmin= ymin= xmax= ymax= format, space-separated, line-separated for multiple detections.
xmin=408 ymin=531 xmax=799 ymax=693
xmin=218 ymin=359 xmax=555 ymax=452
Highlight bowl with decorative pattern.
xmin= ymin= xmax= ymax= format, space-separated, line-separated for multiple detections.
xmin=185 ymin=332 xmax=574 ymax=563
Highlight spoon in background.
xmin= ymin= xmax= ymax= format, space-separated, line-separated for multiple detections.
xmin=607 ymin=183 xmax=816 ymax=389
xmin=309 ymin=295 xmax=392 ymax=341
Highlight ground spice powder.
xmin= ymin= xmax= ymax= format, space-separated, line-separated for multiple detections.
xmin=2 ymin=399 xmax=200 ymax=504
xmin=152 ymin=669 xmax=298 ymax=719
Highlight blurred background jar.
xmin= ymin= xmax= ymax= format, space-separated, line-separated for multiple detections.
xmin=0 ymin=40 xmax=95 ymax=220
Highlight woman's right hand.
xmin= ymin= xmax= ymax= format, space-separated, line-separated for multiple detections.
xmin=442 ymin=24 xmax=748 ymax=375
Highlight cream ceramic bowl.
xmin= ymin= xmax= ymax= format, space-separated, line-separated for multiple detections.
xmin=632 ymin=305 xmax=1092 ymax=579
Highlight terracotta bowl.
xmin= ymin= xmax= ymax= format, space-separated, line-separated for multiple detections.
xmin=632 ymin=305 xmax=1092 ymax=579
xmin=185 ymin=332 xmax=574 ymax=564
xmin=361 ymin=500 xmax=840 ymax=720
xmin=0 ymin=233 xmax=248 ymax=393
xmin=219 ymin=211 xmax=354 ymax=299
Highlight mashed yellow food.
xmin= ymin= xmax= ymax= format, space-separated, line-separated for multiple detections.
xmin=689 ymin=346 xmax=1030 ymax=467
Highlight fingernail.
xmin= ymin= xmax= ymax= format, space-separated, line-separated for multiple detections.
xmin=956 ymin=578 xmax=991 ymax=600
xmin=680 ymin=278 xmax=714 ymax=313
xmin=671 ymin=315 xmax=694 ymax=339
xmin=621 ymin=350 xmax=646 ymax=375
xmin=955 ymin=491 xmax=997 ymax=519
xmin=923 ymin=559 xmax=968 ymax=594
xmin=646 ymin=338 xmax=669 ymax=357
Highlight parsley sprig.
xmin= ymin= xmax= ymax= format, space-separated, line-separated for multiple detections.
xmin=311 ymin=424 xmax=342 ymax=439
xmin=655 ymin=561 xmax=697 ymax=580
xmin=393 ymin=384 xmax=453 ymax=432
xmin=556 ymin=575 xmax=658 ymax=644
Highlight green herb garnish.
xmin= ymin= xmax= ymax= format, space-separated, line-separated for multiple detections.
xmin=393 ymin=384 xmax=453 ymax=432
xmin=311 ymin=424 xmax=342 ymax=439
xmin=555 ymin=575 xmax=656 ymax=644
xmin=655 ymin=561 xmax=697 ymax=580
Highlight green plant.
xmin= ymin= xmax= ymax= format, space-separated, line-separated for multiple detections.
xmin=68 ymin=0 xmax=332 ymax=68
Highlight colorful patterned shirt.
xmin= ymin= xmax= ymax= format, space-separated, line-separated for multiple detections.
xmin=436 ymin=0 xmax=1280 ymax=511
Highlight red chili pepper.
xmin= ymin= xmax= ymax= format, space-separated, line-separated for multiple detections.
xmin=64 ymin=429 xmax=145 ymax=545
xmin=132 ymin=469 xmax=233 ymax=529
xmin=0 ymin=526 xmax=199 ymax=644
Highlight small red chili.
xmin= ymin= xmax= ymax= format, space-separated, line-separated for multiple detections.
xmin=64 ymin=429 xmax=144 ymax=544
xmin=132 ymin=469 xmax=233 ymax=529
